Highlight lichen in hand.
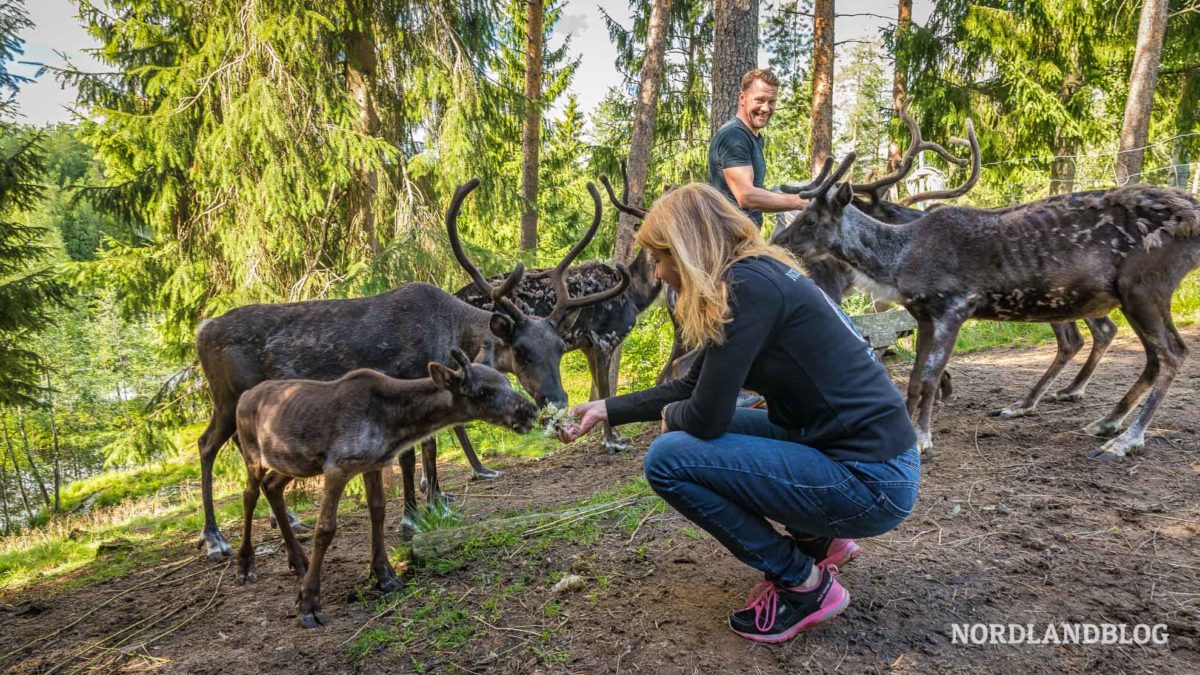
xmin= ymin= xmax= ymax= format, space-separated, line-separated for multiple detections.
xmin=539 ymin=403 xmax=580 ymax=438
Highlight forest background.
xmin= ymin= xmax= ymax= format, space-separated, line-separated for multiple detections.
xmin=0 ymin=0 xmax=1197 ymax=567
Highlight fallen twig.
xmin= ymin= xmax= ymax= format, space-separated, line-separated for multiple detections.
xmin=0 ymin=556 xmax=197 ymax=668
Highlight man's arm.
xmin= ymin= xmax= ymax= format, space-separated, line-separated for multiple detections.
xmin=724 ymin=165 xmax=808 ymax=213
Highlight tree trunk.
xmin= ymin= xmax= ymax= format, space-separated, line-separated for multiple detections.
xmin=16 ymin=408 xmax=50 ymax=509
xmin=345 ymin=5 xmax=383 ymax=257
xmin=710 ymin=0 xmax=759 ymax=136
xmin=1051 ymin=131 xmax=1077 ymax=195
xmin=886 ymin=0 xmax=912 ymax=178
xmin=1115 ymin=0 xmax=1168 ymax=186
xmin=520 ymin=0 xmax=545 ymax=254
xmin=1051 ymin=66 xmax=1082 ymax=196
xmin=1171 ymin=70 xmax=1198 ymax=190
xmin=1 ymin=415 xmax=35 ymax=523
xmin=0 ymin=445 xmax=10 ymax=534
xmin=46 ymin=372 xmax=61 ymax=513
xmin=809 ymin=0 xmax=835 ymax=175
xmin=614 ymin=0 xmax=672 ymax=265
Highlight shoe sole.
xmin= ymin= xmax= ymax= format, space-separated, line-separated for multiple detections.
xmin=730 ymin=584 xmax=850 ymax=644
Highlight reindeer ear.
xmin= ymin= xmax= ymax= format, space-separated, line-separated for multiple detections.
xmin=450 ymin=347 xmax=472 ymax=370
xmin=428 ymin=362 xmax=460 ymax=391
xmin=489 ymin=313 xmax=516 ymax=341
xmin=833 ymin=182 xmax=854 ymax=208
xmin=551 ymin=307 xmax=583 ymax=333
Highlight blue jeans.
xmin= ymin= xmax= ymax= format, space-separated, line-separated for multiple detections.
xmin=643 ymin=409 xmax=920 ymax=587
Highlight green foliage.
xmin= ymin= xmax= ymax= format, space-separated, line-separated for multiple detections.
xmin=597 ymin=0 xmax=713 ymax=187
xmin=0 ymin=2 xmax=68 ymax=408
xmin=836 ymin=40 xmax=890 ymax=182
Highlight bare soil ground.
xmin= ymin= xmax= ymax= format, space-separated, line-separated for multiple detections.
xmin=3 ymin=329 xmax=1199 ymax=674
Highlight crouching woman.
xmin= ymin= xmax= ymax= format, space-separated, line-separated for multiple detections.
xmin=559 ymin=182 xmax=919 ymax=643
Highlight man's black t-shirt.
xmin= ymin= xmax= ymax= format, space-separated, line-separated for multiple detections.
xmin=708 ymin=117 xmax=766 ymax=227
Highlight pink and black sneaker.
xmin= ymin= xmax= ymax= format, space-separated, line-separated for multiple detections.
xmin=793 ymin=535 xmax=860 ymax=568
xmin=728 ymin=566 xmax=850 ymax=643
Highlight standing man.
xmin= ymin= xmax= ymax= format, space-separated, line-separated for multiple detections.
xmin=706 ymin=67 xmax=807 ymax=407
xmin=708 ymin=68 xmax=808 ymax=227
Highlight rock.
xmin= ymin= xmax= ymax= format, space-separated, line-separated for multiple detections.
xmin=551 ymin=574 xmax=588 ymax=594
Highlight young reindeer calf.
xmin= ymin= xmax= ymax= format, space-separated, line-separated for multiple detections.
xmin=234 ymin=348 xmax=538 ymax=628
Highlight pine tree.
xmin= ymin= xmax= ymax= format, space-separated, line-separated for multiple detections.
xmin=0 ymin=0 xmax=67 ymax=407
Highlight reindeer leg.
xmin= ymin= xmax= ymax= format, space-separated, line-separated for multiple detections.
xmin=1051 ymin=317 xmax=1117 ymax=402
xmin=906 ymin=315 xmax=935 ymax=417
xmin=656 ymin=290 xmax=686 ymax=385
xmin=454 ymin=426 xmax=499 ymax=480
xmin=936 ymin=369 xmax=954 ymax=401
xmin=1088 ymin=299 xmax=1184 ymax=461
xmin=915 ymin=313 xmax=967 ymax=461
xmin=362 ymin=470 xmax=402 ymax=593
xmin=585 ymin=344 xmax=626 ymax=453
xmin=399 ymin=447 xmax=418 ymax=540
xmin=1083 ymin=330 xmax=1158 ymax=442
xmin=237 ymin=467 xmax=263 ymax=584
xmin=420 ymin=438 xmax=450 ymax=508
xmin=261 ymin=471 xmax=306 ymax=577
xmin=298 ymin=468 xmax=348 ymax=628
xmin=992 ymin=321 xmax=1084 ymax=419
xmin=197 ymin=409 xmax=236 ymax=560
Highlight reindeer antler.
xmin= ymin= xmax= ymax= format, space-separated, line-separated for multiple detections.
xmin=445 ymin=179 xmax=529 ymax=320
xmin=900 ymin=118 xmax=980 ymax=206
xmin=779 ymin=157 xmax=834 ymax=195
xmin=599 ymin=159 xmax=649 ymax=219
xmin=545 ymin=182 xmax=632 ymax=324
xmin=852 ymin=98 xmax=969 ymax=199
xmin=785 ymin=153 xmax=857 ymax=199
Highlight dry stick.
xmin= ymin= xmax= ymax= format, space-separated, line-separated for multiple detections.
xmin=59 ymin=562 xmax=229 ymax=675
xmin=523 ymin=497 xmax=646 ymax=538
xmin=0 ymin=556 xmax=197 ymax=667
xmin=627 ymin=508 xmax=657 ymax=545
xmin=972 ymin=419 xmax=999 ymax=468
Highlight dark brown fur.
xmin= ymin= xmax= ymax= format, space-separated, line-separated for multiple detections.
xmin=783 ymin=158 xmax=1200 ymax=461
xmin=234 ymin=350 xmax=537 ymax=628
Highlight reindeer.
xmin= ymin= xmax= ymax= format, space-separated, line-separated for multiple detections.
xmin=775 ymin=152 xmax=1200 ymax=461
xmin=777 ymin=101 xmax=1117 ymax=412
xmin=453 ymin=164 xmax=658 ymax=456
xmin=234 ymin=348 xmax=538 ymax=628
xmin=194 ymin=179 xmax=627 ymax=559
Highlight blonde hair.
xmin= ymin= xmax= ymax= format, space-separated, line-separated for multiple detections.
xmin=636 ymin=183 xmax=801 ymax=347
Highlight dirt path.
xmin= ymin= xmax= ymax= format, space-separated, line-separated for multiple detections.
xmin=3 ymin=329 xmax=1199 ymax=673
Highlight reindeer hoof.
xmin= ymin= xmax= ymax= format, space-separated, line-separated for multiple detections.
xmin=1049 ymin=391 xmax=1084 ymax=403
xmin=470 ymin=468 xmax=502 ymax=481
xmin=376 ymin=575 xmax=403 ymax=594
xmin=400 ymin=518 xmax=417 ymax=542
xmin=298 ymin=611 xmax=328 ymax=629
xmin=605 ymin=438 xmax=629 ymax=454
xmin=1087 ymin=448 xmax=1124 ymax=462
xmin=237 ymin=568 xmax=258 ymax=585
xmin=287 ymin=560 xmax=308 ymax=578
xmin=199 ymin=530 xmax=234 ymax=561
xmin=991 ymin=406 xmax=1033 ymax=420
xmin=1082 ymin=420 xmax=1120 ymax=438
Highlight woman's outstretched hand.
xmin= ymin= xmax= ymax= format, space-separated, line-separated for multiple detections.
xmin=557 ymin=400 xmax=608 ymax=443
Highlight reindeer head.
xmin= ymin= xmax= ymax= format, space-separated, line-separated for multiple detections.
xmin=771 ymin=154 xmax=858 ymax=259
xmin=446 ymin=179 xmax=630 ymax=409
xmin=429 ymin=348 xmax=539 ymax=434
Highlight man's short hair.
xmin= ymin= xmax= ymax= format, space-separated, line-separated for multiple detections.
xmin=740 ymin=68 xmax=780 ymax=91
